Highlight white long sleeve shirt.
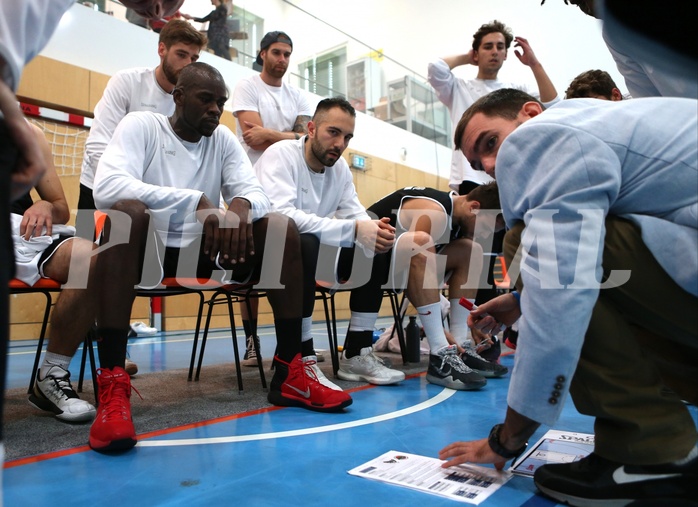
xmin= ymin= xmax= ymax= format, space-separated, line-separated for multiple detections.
xmin=94 ymin=111 xmax=270 ymax=248
xmin=254 ymin=137 xmax=369 ymax=247
xmin=81 ymin=67 xmax=176 ymax=189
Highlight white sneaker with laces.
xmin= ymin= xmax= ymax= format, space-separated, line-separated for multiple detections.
xmin=28 ymin=365 xmax=96 ymax=422
xmin=337 ymin=347 xmax=405 ymax=385
xmin=302 ymin=356 xmax=342 ymax=391
xmin=124 ymin=358 xmax=139 ymax=376
xmin=130 ymin=321 xmax=158 ymax=336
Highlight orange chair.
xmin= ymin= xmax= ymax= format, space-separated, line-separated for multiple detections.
xmin=493 ymin=255 xmax=513 ymax=292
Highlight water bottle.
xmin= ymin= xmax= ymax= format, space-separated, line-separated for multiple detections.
xmin=372 ymin=328 xmax=383 ymax=343
xmin=405 ymin=315 xmax=421 ymax=363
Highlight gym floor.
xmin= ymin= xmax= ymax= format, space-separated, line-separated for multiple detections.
xmin=4 ymin=319 xmax=695 ymax=506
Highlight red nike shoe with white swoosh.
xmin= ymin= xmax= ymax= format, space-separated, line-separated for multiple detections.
xmin=268 ymin=354 xmax=352 ymax=412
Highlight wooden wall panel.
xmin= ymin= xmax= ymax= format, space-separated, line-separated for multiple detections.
xmin=220 ymin=110 xmax=236 ymax=133
xmin=396 ymin=165 xmax=426 ymax=190
xmin=9 ymin=293 xmax=49 ymax=341
xmin=17 ymin=57 xmax=91 ymax=115
xmin=89 ymin=72 xmax=111 ymax=112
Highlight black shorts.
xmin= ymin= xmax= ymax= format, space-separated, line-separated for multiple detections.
xmin=37 ymin=234 xmax=75 ymax=278
xmin=156 ymin=235 xmax=259 ymax=287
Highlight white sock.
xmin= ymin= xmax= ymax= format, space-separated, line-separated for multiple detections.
xmin=302 ymin=317 xmax=313 ymax=342
xmin=417 ymin=302 xmax=449 ymax=352
xmin=449 ymin=298 xmax=472 ymax=339
xmin=40 ymin=352 xmax=72 ymax=379
xmin=348 ymin=311 xmax=378 ymax=332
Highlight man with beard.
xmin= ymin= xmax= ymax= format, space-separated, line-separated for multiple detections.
xmin=439 ymin=88 xmax=697 ymax=505
xmin=78 ymin=18 xmax=206 ymax=216
xmin=255 ymin=97 xmax=403 ymax=389
xmin=90 ymin=64 xmax=352 ymax=453
xmin=232 ymin=30 xmax=313 ymax=367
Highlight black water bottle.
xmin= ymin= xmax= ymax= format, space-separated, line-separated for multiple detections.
xmin=405 ymin=315 xmax=421 ymax=363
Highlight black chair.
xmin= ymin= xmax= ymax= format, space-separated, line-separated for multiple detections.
xmin=189 ymin=282 xmax=268 ymax=393
xmin=315 ymin=283 xmax=408 ymax=376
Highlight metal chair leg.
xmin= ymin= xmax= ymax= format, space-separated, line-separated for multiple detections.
xmin=244 ymin=291 xmax=266 ymax=389
xmin=227 ymin=293 xmax=244 ymax=393
xmin=27 ymin=290 xmax=52 ymax=394
xmin=195 ymin=290 xmax=218 ymax=381
xmin=388 ymin=292 xmax=409 ymax=364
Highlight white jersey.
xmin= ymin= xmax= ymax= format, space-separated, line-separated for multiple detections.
xmin=232 ymin=74 xmax=314 ymax=166
xmin=94 ymin=111 xmax=270 ymax=248
xmin=0 ymin=0 xmax=74 ymax=91
xmin=80 ymin=67 xmax=176 ymax=189
xmin=428 ymin=58 xmax=559 ymax=190
xmin=254 ymin=137 xmax=369 ymax=247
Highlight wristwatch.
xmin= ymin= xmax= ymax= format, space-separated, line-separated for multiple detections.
xmin=487 ymin=424 xmax=527 ymax=460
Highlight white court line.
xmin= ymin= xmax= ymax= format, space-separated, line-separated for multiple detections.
xmin=138 ymin=387 xmax=456 ymax=448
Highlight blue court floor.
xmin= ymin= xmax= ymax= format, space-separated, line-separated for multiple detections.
xmin=4 ymin=320 xmax=697 ymax=506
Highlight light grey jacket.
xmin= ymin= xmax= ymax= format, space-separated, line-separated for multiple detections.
xmin=497 ymin=97 xmax=697 ymax=425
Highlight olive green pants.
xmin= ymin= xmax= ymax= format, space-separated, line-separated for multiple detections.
xmin=504 ymin=217 xmax=697 ymax=464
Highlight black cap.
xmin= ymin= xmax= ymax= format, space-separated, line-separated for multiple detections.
xmin=255 ymin=31 xmax=293 ymax=66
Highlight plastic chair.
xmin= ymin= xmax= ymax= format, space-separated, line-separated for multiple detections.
xmin=189 ymin=282 xmax=267 ymax=393
xmin=493 ymin=255 xmax=512 ymax=292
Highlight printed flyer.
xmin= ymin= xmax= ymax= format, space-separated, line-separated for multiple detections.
xmin=348 ymin=450 xmax=512 ymax=504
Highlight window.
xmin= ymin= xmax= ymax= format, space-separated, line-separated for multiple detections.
xmin=228 ymin=6 xmax=264 ymax=69
xmin=297 ymin=46 xmax=347 ymax=99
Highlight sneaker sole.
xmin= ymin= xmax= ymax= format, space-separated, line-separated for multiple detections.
xmin=241 ymin=358 xmax=260 ymax=367
xmin=469 ymin=367 xmax=508 ymax=378
xmin=28 ymin=394 xmax=96 ymax=423
xmin=536 ymin=483 xmax=632 ymax=507
xmin=426 ymin=373 xmax=487 ymax=390
xmin=267 ymin=391 xmax=353 ymax=412
xmin=89 ymin=435 xmax=137 ymax=453
xmin=336 ymin=370 xmax=405 ymax=385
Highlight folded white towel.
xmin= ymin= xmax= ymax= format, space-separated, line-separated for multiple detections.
xmin=11 ymin=213 xmax=76 ymax=285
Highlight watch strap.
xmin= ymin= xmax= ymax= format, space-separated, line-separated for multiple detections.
xmin=487 ymin=423 xmax=527 ymax=460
